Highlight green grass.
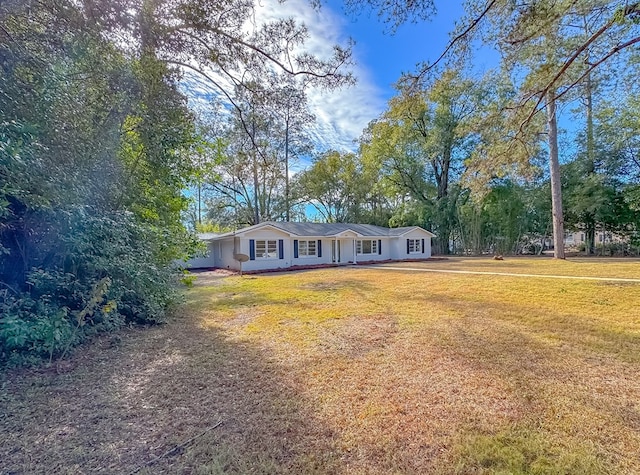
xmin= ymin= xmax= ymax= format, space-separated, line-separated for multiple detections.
xmin=452 ymin=427 xmax=608 ymax=475
xmin=380 ymin=255 xmax=640 ymax=278
xmin=2 ymin=257 xmax=640 ymax=474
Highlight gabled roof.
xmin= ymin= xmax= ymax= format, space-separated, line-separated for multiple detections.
xmin=197 ymin=232 xmax=220 ymax=241
xmin=210 ymin=221 xmax=435 ymax=239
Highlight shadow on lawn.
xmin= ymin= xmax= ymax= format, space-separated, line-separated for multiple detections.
xmin=0 ymin=315 xmax=340 ymax=474
xmin=418 ymin=292 xmax=639 ymax=473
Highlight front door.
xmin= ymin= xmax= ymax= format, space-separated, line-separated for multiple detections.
xmin=332 ymin=239 xmax=341 ymax=263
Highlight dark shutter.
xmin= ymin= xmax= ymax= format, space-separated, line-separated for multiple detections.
xmin=317 ymin=240 xmax=322 ymax=258
xmin=406 ymin=238 xmax=410 ymax=254
xmin=278 ymin=239 xmax=284 ymax=259
xmin=294 ymin=240 xmax=299 ymax=258
xmin=249 ymin=239 xmax=255 ymax=260
xmin=422 ymin=239 xmax=425 ymax=253
xmin=378 ymin=240 xmax=382 ymax=255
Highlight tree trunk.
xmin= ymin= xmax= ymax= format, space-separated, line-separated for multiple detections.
xmin=197 ymin=182 xmax=201 ymax=226
xmin=252 ymin=150 xmax=259 ymax=224
xmin=250 ymin=116 xmax=260 ymax=225
xmin=284 ymin=117 xmax=290 ymax=222
xmin=546 ymin=91 xmax=565 ymax=259
xmin=584 ymin=69 xmax=596 ymax=255
xmin=586 ymin=225 xmax=595 ymax=255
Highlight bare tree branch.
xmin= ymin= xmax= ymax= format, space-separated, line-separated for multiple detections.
xmin=412 ymin=0 xmax=497 ymax=82
xmin=518 ymin=33 xmax=640 ymax=135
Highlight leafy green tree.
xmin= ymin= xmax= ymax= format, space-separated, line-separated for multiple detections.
xmin=185 ymin=133 xmax=225 ymax=230
xmin=354 ymin=0 xmax=640 ymax=258
xmin=207 ymin=84 xmax=288 ymax=226
xmin=0 ymin=0 xmax=354 ymax=364
xmin=267 ymin=78 xmax=315 ymax=222
xmin=0 ymin=0 xmax=196 ymax=364
xmin=362 ymin=70 xmax=487 ymax=253
xmin=294 ymin=150 xmax=367 ymax=222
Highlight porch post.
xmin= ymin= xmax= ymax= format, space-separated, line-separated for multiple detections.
xmin=353 ymin=239 xmax=357 ymax=264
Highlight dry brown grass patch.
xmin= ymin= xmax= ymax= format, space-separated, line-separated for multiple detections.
xmin=2 ymin=259 xmax=640 ymax=474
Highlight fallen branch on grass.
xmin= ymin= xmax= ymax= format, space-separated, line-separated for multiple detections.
xmin=128 ymin=419 xmax=224 ymax=474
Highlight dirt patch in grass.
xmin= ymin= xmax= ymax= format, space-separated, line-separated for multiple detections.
xmin=221 ymin=308 xmax=263 ymax=328
xmin=320 ymin=315 xmax=398 ymax=358
xmin=190 ymin=269 xmax=235 ymax=287
xmin=299 ymin=281 xmax=353 ymax=292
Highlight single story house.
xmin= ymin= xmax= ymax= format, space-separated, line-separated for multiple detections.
xmin=187 ymin=221 xmax=436 ymax=272
xmin=564 ymin=229 xmax=627 ymax=247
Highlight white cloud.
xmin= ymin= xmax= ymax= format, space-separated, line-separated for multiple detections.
xmin=306 ymin=74 xmax=384 ymax=152
xmin=255 ymin=0 xmax=386 ymax=152
xmin=180 ymin=0 xmax=385 ymax=155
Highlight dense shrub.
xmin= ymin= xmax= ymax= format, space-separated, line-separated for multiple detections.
xmin=0 ymin=208 xmax=193 ymax=366
xmin=0 ymin=0 xmax=198 ymax=366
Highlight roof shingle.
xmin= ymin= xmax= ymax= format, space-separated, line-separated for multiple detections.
xmin=211 ymin=221 xmax=435 ymax=239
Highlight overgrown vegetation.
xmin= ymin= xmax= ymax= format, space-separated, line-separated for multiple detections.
xmin=0 ymin=0 xmax=350 ymax=365
xmin=0 ymin=2 xmax=195 ymax=364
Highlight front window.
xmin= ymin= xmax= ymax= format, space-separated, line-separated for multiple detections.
xmin=256 ymin=240 xmax=277 ymax=259
xmin=298 ymin=240 xmax=317 ymax=257
xmin=408 ymin=239 xmax=421 ymax=254
xmin=356 ymin=239 xmax=377 ymax=255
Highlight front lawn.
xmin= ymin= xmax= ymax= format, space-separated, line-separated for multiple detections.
xmin=2 ymin=258 xmax=640 ymax=474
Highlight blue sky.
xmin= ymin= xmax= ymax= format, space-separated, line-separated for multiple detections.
xmin=309 ymin=1 xmax=581 ymax=161
xmin=324 ymin=0 xmax=466 ymax=99
xmin=274 ymin=0 xmax=499 ymax=153
xmin=183 ymin=0 xmax=499 ymax=156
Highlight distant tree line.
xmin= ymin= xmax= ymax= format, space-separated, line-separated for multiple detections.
xmin=198 ymin=1 xmax=640 ymax=258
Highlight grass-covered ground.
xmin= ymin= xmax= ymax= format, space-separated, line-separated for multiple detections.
xmin=2 ymin=257 xmax=640 ymax=474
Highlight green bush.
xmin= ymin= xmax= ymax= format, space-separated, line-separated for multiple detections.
xmin=0 ymin=2 xmax=199 ymax=367
xmin=0 ymin=209 xmax=186 ymax=366
xmin=596 ymin=241 xmax=638 ymax=257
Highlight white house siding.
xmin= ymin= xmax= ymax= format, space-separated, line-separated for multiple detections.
xmin=216 ymin=239 xmax=237 ymax=270
xmin=352 ymin=237 xmax=390 ymax=263
xmin=238 ymin=227 xmax=292 ymax=272
xmin=186 ymin=222 xmax=435 ymax=271
xmin=332 ymin=232 xmax=358 ymax=264
xmin=329 ymin=238 xmax=353 ymax=264
xmin=290 ymin=237 xmax=333 ymax=267
xmin=337 ymin=238 xmax=355 ymax=264
xmin=183 ymin=242 xmax=216 ymax=269
xmin=390 ymin=229 xmax=432 ymax=260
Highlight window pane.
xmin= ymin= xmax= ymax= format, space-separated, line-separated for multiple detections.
xmin=267 ymin=240 xmax=277 ymax=257
xmin=356 ymin=241 xmax=362 ymax=254
xmin=299 ymin=240 xmax=317 ymax=257
xmin=256 ymin=240 xmax=276 ymax=258
xmin=363 ymin=240 xmax=371 ymax=254
xmin=372 ymin=240 xmax=377 ymax=254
